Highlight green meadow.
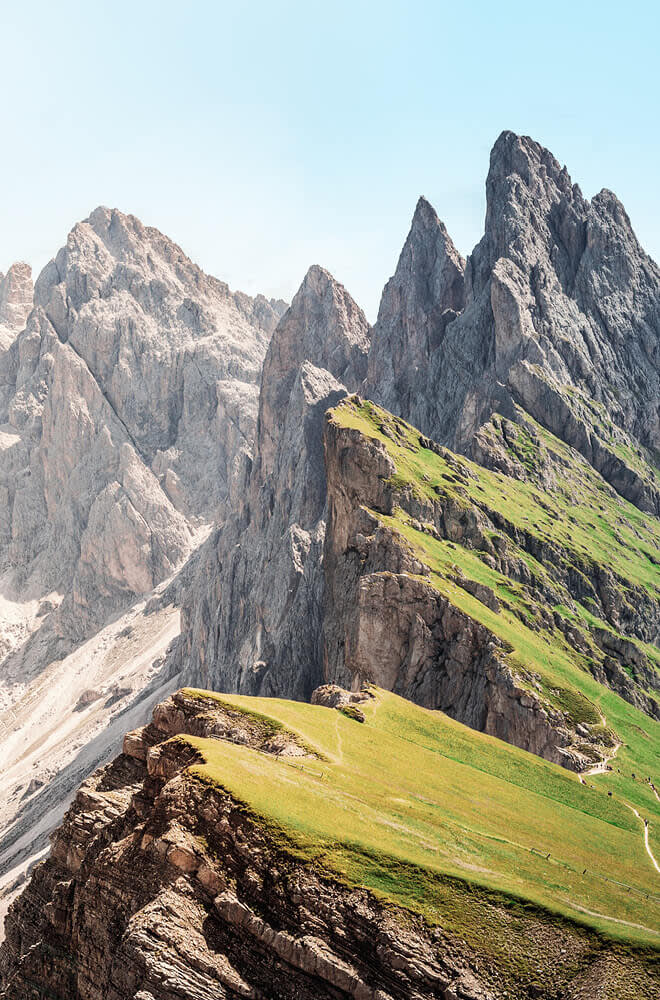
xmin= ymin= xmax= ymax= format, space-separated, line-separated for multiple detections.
xmin=181 ymin=686 xmax=659 ymax=951
xmin=172 ymin=397 xmax=659 ymax=983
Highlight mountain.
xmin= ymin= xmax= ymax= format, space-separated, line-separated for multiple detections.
xmin=175 ymin=264 xmax=370 ymax=699
xmin=177 ymin=133 xmax=660 ymax=737
xmin=1 ymin=134 xmax=660 ymax=997
xmin=0 ymin=207 xmax=286 ymax=927
xmin=367 ymin=133 xmax=660 ymax=515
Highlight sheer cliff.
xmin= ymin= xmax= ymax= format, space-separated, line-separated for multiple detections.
xmin=176 ymin=265 xmax=370 ymax=699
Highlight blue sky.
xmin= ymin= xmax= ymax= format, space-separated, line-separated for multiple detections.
xmin=1 ymin=0 xmax=658 ymax=319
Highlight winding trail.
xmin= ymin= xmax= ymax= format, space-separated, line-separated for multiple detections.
xmin=624 ymin=803 xmax=660 ymax=875
xmin=577 ymin=735 xmax=659 ymax=876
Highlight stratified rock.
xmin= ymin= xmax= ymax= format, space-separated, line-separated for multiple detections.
xmin=3 ymin=690 xmax=654 ymax=999
xmin=322 ymin=408 xmax=579 ymax=767
xmin=176 ymin=266 xmax=370 ymax=698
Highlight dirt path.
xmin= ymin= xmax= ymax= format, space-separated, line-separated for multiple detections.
xmin=624 ymin=803 xmax=660 ymax=875
xmin=578 ymin=735 xmax=658 ymax=877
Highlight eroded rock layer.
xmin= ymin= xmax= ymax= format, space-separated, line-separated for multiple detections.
xmin=1 ymin=691 xmax=654 ymax=1000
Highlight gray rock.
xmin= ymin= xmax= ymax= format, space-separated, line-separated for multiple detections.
xmin=0 ymin=263 xmax=33 ymax=348
xmin=0 ymin=207 xmax=285 ymax=639
xmin=370 ymin=132 xmax=660 ymax=515
xmin=176 ymin=265 xmax=370 ymax=699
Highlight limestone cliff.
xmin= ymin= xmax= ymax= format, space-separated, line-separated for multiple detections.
xmin=367 ymin=133 xmax=660 ymax=517
xmin=322 ymin=397 xmax=660 ymax=768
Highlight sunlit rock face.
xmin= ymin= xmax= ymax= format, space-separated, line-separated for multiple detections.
xmin=0 ymin=206 xmax=286 ymax=638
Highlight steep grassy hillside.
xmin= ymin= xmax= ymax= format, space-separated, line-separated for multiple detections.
xmin=327 ymin=398 xmax=660 ymax=855
xmin=181 ymin=686 xmax=659 ymax=968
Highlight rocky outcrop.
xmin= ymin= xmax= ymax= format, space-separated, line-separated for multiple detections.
xmin=2 ymin=690 xmax=653 ymax=1000
xmin=176 ymin=265 xmax=370 ymax=699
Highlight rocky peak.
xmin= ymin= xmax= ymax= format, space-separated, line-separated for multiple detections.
xmin=0 ymin=206 xmax=287 ymax=642
xmin=256 ymin=264 xmax=370 ymax=484
xmin=365 ymin=197 xmax=465 ymax=416
xmin=366 ymin=132 xmax=660 ymax=518
xmin=0 ymin=262 xmax=33 ymax=346
xmin=176 ymin=266 xmax=371 ymax=700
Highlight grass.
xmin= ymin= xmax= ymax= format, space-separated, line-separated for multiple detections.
xmin=330 ymin=397 xmax=660 ymax=720
xmin=324 ymin=397 xmax=660 ymax=863
xmin=335 ymin=398 xmax=660 ymax=600
xmin=179 ymin=686 xmax=660 ymax=951
xmin=157 ymin=395 xmax=660 ymax=990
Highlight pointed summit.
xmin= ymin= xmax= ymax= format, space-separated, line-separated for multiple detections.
xmin=0 ymin=262 xmax=33 ymax=343
xmin=256 ymin=266 xmax=370 ymax=480
xmin=365 ymin=196 xmax=465 ymax=416
xmin=269 ymin=264 xmax=370 ymax=395
xmin=363 ymin=132 xmax=660 ymax=516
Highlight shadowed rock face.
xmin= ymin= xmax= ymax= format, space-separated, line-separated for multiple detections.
xmin=366 ymin=196 xmax=465 ymax=416
xmin=176 ymin=265 xmax=371 ymax=699
xmin=371 ymin=133 xmax=660 ymax=513
xmin=0 ymin=207 xmax=285 ymax=638
xmin=321 ymin=413 xmax=585 ymax=769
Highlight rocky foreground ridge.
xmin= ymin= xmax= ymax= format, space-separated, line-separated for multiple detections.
xmin=1 ymin=688 xmax=657 ymax=1000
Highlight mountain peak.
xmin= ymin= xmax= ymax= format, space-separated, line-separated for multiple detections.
xmin=0 ymin=261 xmax=33 ymax=337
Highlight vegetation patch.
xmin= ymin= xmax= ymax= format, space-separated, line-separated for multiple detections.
xmin=181 ymin=687 xmax=660 ymax=950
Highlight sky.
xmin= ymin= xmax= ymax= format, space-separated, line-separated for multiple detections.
xmin=1 ymin=0 xmax=658 ymax=320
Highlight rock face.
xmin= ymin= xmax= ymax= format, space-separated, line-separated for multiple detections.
xmin=322 ymin=409 xmax=584 ymax=767
xmin=2 ymin=690 xmax=653 ymax=1000
xmin=0 ymin=207 xmax=285 ymax=639
xmin=0 ymin=263 xmax=33 ymax=349
xmin=0 ymin=209 xmax=285 ymax=934
xmin=176 ymin=265 xmax=370 ymax=698
xmin=367 ymin=133 xmax=660 ymax=517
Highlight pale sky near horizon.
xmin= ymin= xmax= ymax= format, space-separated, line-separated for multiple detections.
xmin=1 ymin=0 xmax=658 ymax=320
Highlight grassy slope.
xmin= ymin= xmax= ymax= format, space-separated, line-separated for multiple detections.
xmin=181 ymin=687 xmax=659 ymax=955
xmin=330 ymin=398 xmax=660 ymax=858
xmin=173 ymin=398 xmax=659 ymax=979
